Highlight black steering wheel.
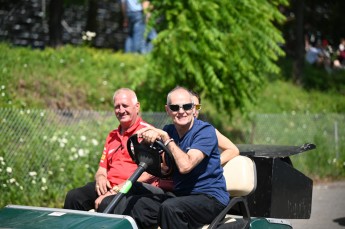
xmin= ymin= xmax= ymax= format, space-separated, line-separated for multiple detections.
xmin=127 ymin=134 xmax=175 ymax=178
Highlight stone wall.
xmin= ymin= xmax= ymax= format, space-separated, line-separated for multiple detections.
xmin=0 ymin=0 xmax=126 ymax=50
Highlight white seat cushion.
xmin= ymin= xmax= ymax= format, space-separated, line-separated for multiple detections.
xmin=223 ymin=155 xmax=257 ymax=197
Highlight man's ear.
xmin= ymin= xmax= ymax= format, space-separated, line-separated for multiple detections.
xmin=136 ymin=102 xmax=140 ymax=113
xmin=165 ymin=105 xmax=169 ymax=115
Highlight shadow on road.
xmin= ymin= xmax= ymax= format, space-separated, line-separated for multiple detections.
xmin=333 ymin=217 xmax=345 ymax=226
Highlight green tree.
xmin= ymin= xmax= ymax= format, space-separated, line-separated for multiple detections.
xmin=134 ymin=0 xmax=288 ymax=115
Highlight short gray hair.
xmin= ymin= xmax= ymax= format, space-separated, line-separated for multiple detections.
xmin=113 ymin=88 xmax=138 ymax=105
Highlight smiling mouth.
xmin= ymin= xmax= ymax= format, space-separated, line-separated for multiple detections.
xmin=117 ymin=114 xmax=127 ymax=119
xmin=176 ymin=115 xmax=188 ymax=120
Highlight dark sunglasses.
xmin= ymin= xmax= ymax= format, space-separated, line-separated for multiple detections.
xmin=168 ymin=103 xmax=194 ymax=112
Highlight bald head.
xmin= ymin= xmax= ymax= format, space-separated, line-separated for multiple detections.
xmin=166 ymin=86 xmax=193 ymax=105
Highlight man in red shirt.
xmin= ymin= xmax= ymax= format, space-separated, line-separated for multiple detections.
xmin=64 ymin=88 xmax=156 ymax=211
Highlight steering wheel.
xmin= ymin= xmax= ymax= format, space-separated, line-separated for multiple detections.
xmin=127 ymin=134 xmax=175 ymax=178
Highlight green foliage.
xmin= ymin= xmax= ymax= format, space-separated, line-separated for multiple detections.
xmin=1 ymin=42 xmax=344 ymax=115
xmin=135 ymin=0 xmax=288 ymax=115
xmin=278 ymin=57 xmax=345 ymax=94
xmin=302 ymin=64 xmax=345 ymax=94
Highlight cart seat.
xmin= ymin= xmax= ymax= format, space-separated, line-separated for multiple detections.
xmin=203 ymin=155 xmax=257 ymax=229
xmin=224 ymin=155 xmax=257 ymax=197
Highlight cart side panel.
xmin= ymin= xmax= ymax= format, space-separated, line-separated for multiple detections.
xmin=247 ymin=157 xmax=313 ymax=219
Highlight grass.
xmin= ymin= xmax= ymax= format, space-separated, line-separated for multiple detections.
xmin=0 ymin=43 xmax=147 ymax=110
xmin=249 ymin=80 xmax=345 ymax=113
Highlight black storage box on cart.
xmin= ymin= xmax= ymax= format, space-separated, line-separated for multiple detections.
xmin=237 ymin=143 xmax=315 ymax=219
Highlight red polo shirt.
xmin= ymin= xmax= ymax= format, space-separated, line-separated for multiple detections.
xmin=99 ymin=117 xmax=151 ymax=186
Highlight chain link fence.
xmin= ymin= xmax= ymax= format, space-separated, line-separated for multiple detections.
xmin=0 ymin=108 xmax=170 ymax=207
xmin=249 ymin=113 xmax=344 ymax=154
xmin=244 ymin=113 xmax=345 ymax=178
xmin=1 ymin=108 xmax=344 ymax=207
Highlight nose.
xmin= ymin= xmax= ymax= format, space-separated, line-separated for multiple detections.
xmin=177 ymin=106 xmax=186 ymax=113
xmin=119 ymin=105 xmax=125 ymax=112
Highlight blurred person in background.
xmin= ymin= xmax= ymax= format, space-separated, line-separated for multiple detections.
xmin=121 ymin=0 xmax=156 ymax=53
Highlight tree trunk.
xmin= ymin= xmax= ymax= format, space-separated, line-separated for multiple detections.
xmin=48 ymin=0 xmax=63 ymax=47
xmin=292 ymin=0 xmax=304 ymax=85
xmin=85 ymin=0 xmax=98 ymax=33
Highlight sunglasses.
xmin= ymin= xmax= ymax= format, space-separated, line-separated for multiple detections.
xmin=168 ymin=103 xmax=194 ymax=112
xmin=195 ymin=104 xmax=201 ymax=111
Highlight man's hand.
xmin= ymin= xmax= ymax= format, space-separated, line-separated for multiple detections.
xmin=161 ymin=162 xmax=170 ymax=175
xmin=137 ymin=128 xmax=172 ymax=176
xmin=95 ymin=167 xmax=112 ymax=195
xmin=136 ymin=127 xmax=170 ymax=144
xmin=95 ymin=190 xmax=116 ymax=211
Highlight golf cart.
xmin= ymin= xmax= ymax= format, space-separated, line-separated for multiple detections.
xmin=0 ymin=134 xmax=315 ymax=229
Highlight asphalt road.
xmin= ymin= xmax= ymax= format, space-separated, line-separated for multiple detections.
xmin=289 ymin=180 xmax=345 ymax=229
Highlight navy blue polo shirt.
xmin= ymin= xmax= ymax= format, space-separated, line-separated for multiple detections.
xmin=163 ymin=118 xmax=229 ymax=206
